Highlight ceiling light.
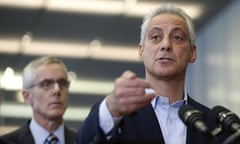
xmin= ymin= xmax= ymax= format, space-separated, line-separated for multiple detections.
xmin=0 ymin=0 xmax=44 ymax=9
xmin=0 ymin=67 xmax=22 ymax=90
xmin=0 ymin=37 xmax=139 ymax=62
xmin=0 ymin=0 xmax=203 ymax=19
xmin=127 ymin=2 xmax=203 ymax=19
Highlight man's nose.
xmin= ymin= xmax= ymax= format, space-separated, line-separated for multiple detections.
xmin=52 ymin=82 xmax=61 ymax=96
xmin=53 ymin=82 xmax=61 ymax=90
xmin=160 ymin=38 xmax=171 ymax=51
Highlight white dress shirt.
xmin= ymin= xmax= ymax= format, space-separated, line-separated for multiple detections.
xmin=30 ymin=118 xmax=65 ymax=144
xmin=99 ymin=88 xmax=188 ymax=144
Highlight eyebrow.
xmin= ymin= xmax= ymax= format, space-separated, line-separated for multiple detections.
xmin=171 ymin=27 xmax=187 ymax=34
xmin=148 ymin=27 xmax=162 ymax=33
xmin=148 ymin=26 xmax=186 ymax=33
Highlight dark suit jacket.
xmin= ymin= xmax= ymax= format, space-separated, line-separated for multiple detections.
xmin=1 ymin=120 xmax=77 ymax=144
xmin=77 ymin=96 xmax=228 ymax=144
xmin=0 ymin=138 xmax=15 ymax=144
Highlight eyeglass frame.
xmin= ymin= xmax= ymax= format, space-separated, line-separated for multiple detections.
xmin=29 ymin=78 xmax=70 ymax=90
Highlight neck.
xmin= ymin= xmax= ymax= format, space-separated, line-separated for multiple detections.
xmin=146 ymin=75 xmax=185 ymax=104
xmin=33 ymin=114 xmax=63 ymax=132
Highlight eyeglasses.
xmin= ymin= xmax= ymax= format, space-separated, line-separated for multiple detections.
xmin=30 ymin=78 xmax=70 ymax=90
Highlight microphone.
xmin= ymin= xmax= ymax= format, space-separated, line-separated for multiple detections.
xmin=211 ymin=105 xmax=240 ymax=144
xmin=211 ymin=105 xmax=240 ymax=133
xmin=179 ymin=105 xmax=215 ymax=142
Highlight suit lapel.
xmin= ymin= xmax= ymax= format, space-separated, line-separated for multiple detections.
xmin=17 ymin=121 xmax=35 ymax=144
xmin=186 ymin=97 xmax=195 ymax=144
xmin=129 ymin=104 xmax=165 ymax=144
xmin=19 ymin=121 xmax=77 ymax=144
xmin=127 ymin=96 xmax=204 ymax=144
xmin=186 ymin=96 xmax=212 ymax=144
xmin=64 ymin=126 xmax=77 ymax=144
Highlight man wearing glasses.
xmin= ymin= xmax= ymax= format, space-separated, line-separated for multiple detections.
xmin=1 ymin=56 xmax=77 ymax=144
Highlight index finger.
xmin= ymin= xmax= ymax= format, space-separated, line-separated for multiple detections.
xmin=121 ymin=70 xmax=137 ymax=79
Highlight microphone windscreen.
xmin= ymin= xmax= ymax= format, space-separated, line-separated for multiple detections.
xmin=179 ymin=105 xmax=216 ymax=142
xmin=212 ymin=105 xmax=240 ymax=133
xmin=178 ymin=105 xmax=203 ymax=130
xmin=211 ymin=105 xmax=229 ymax=121
xmin=179 ymin=105 xmax=195 ymax=121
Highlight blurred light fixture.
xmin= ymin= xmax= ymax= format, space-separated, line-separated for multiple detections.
xmin=20 ymin=32 xmax=33 ymax=52
xmin=89 ymin=39 xmax=102 ymax=54
xmin=0 ymin=0 xmax=44 ymax=9
xmin=16 ymin=91 xmax=24 ymax=103
xmin=68 ymin=71 xmax=77 ymax=82
xmin=0 ymin=67 xmax=22 ymax=90
xmin=0 ymin=37 xmax=139 ymax=62
xmin=0 ymin=67 xmax=15 ymax=89
xmin=0 ymin=0 xmax=203 ymax=19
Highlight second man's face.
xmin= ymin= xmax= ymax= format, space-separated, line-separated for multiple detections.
xmin=25 ymin=63 xmax=69 ymax=121
xmin=139 ymin=13 xmax=196 ymax=80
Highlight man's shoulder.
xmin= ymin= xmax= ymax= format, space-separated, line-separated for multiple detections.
xmin=188 ymin=96 xmax=210 ymax=112
xmin=0 ymin=122 xmax=31 ymax=144
xmin=1 ymin=123 xmax=28 ymax=138
xmin=1 ymin=120 xmax=31 ymax=140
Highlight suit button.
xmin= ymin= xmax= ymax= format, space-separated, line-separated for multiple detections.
xmin=106 ymin=135 xmax=112 ymax=140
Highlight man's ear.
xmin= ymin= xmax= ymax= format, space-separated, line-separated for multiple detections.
xmin=22 ymin=90 xmax=32 ymax=105
xmin=138 ymin=44 xmax=144 ymax=61
xmin=190 ymin=45 xmax=197 ymax=63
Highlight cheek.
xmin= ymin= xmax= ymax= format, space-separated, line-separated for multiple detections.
xmin=176 ymin=47 xmax=191 ymax=60
xmin=143 ymin=46 xmax=158 ymax=59
xmin=61 ymin=94 xmax=67 ymax=101
xmin=32 ymin=94 xmax=45 ymax=107
xmin=60 ymin=91 xmax=68 ymax=102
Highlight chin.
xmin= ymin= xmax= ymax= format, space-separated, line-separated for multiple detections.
xmin=48 ymin=113 xmax=64 ymax=120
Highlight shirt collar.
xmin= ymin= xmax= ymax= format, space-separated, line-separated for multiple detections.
xmin=145 ymin=88 xmax=188 ymax=109
xmin=30 ymin=118 xmax=65 ymax=144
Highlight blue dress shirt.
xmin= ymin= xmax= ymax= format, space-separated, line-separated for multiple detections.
xmin=30 ymin=118 xmax=65 ymax=144
xmin=99 ymin=88 xmax=187 ymax=144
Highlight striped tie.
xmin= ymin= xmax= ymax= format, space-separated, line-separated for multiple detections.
xmin=44 ymin=133 xmax=58 ymax=144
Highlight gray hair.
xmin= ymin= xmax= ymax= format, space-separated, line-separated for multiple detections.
xmin=22 ymin=56 xmax=68 ymax=89
xmin=139 ymin=4 xmax=196 ymax=47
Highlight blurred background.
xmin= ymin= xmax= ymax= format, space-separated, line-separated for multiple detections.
xmin=0 ymin=0 xmax=239 ymax=135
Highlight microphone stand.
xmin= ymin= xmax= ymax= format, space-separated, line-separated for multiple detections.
xmin=222 ymin=130 xmax=240 ymax=144
xmin=209 ymin=127 xmax=223 ymax=144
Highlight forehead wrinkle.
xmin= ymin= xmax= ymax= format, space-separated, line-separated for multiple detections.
xmin=151 ymin=14 xmax=187 ymax=29
xmin=148 ymin=27 xmax=162 ymax=33
xmin=148 ymin=26 xmax=186 ymax=37
xmin=171 ymin=27 xmax=187 ymax=34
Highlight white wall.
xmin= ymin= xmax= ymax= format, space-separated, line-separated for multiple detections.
xmin=186 ymin=0 xmax=240 ymax=115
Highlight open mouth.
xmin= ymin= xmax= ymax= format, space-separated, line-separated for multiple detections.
xmin=49 ymin=102 xmax=62 ymax=107
xmin=159 ymin=57 xmax=172 ymax=60
xmin=158 ymin=57 xmax=174 ymax=61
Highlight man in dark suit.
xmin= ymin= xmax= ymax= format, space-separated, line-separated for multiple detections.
xmin=77 ymin=4 xmax=228 ymax=144
xmin=1 ymin=56 xmax=77 ymax=144
xmin=2 ymin=120 xmax=76 ymax=144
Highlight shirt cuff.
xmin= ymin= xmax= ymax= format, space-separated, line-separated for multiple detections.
xmin=99 ymin=98 xmax=115 ymax=134
xmin=99 ymin=98 xmax=122 ymax=134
